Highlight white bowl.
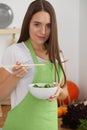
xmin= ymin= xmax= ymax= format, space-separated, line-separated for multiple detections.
xmin=28 ymin=83 xmax=58 ymax=99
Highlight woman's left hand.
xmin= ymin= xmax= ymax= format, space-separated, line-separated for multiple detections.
xmin=48 ymin=82 xmax=68 ymax=102
xmin=47 ymin=82 xmax=62 ymax=102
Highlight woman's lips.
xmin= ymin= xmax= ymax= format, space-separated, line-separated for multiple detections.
xmin=37 ymin=36 xmax=46 ymax=40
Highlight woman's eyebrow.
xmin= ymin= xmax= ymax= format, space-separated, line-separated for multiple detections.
xmin=32 ymin=21 xmax=51 ymax=24
xmin=32 ymin=21 xmax=41 ymax=23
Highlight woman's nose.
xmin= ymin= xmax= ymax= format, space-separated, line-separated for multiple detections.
xmin=41 ymin=26 xmax=46 ymax=34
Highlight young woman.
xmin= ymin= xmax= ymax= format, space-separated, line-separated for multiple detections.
xmin=0 ymin=0 xmax=68 ymax=130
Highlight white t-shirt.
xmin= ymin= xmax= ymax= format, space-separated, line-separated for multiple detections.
xmin=1 ymin=42 xmax=46 ymax=109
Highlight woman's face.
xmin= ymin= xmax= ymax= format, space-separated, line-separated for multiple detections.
xmin=29 ymin=11 xmax=51 ymax=45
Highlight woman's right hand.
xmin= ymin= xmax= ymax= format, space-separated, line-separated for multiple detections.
xmin=0 ymin=62 xmax=28 ymax=101
xmin=12 ymin=61 xmax=28 ymax=79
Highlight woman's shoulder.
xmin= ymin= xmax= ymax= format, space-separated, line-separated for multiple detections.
xmin=3 ymin=42 xmax=29 ymax=56
xmin=6 ymin=42 xmax=24 ymax=51
xmin=1 ymin=42 xmax=32 ymax=63
xmin=1 ymin=42 xmax=34 ymax=72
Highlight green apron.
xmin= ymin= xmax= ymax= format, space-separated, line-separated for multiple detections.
xmin=3 ymin=40 xmax=63 ymax=130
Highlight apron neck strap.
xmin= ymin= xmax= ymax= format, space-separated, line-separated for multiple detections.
xmin=26 ymin=39 xmax=38 ymax=64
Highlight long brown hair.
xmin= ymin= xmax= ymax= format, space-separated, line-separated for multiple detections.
xmin=17 ymin=0 xmax=66 ymax=87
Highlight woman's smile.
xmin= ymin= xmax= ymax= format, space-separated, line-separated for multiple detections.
xmin=37 ymin=35 xmax=46 ymax=41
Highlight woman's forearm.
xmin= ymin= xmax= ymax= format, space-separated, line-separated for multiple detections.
xmin=57 ymin=84 xmax=68 ymax=100
xmin=0 ymin=74 xmax=20 ymax=101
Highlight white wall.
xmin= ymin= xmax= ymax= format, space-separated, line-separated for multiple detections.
xmin=0 ymin=0 xmax=86 ymax=99
xmin=53 ymin=0 xmax=79 ymax=86
xmin=79 ymin=0 xmax=87 ymax=100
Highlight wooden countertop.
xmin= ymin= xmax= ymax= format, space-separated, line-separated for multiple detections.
xmin=0 ymin=105 xmax=73 ymax=130
xmin=0 ymin=105 xmax=11 ymax=127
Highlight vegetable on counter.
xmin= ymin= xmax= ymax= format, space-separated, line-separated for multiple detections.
xmin=78 ymin=118 xmax=87 ymax=130
xmin=58 ymin=106 xmax=68 ymax=118
xmin=61 ymin=100 xmax=87 ymax=129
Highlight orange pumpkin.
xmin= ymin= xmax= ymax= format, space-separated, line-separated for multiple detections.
xmin=58 ymin=81 xmax=79 ymax=105
xmin=64 ymin=81 xmax=79 ymax=104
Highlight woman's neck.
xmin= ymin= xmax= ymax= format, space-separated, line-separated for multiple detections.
xmin=24 ymin=39 xmax=49 ymax=60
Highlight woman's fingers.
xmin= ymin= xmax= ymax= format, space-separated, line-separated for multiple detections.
xmin=15 ymin=68 xmax=27 ymax=78
xmin=12 ymin=62 xmax=28 ymax=78
xmin=47 ymin=95 xmax=57 ymax=102
xmin=48 ymin=86 xmax=63 ymax=102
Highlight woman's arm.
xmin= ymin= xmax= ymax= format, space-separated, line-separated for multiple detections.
xmin=0 ymin=63 xmax=28 ymax=101
xmin=57 ymin=83 xmax=68 ymax=100
xmin=57 ymin=78 xmax=68 ymax=100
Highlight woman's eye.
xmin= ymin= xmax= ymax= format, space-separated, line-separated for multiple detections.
xmin=34 ymin=23 xmax=40 ymax=27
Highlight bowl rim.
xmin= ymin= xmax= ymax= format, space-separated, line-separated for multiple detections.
xmin=28 ymin=83 xmax=58 ymax=89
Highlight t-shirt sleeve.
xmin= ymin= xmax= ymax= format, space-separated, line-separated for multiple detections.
xmin=1 ymin=45 xmax=17 ymax=73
